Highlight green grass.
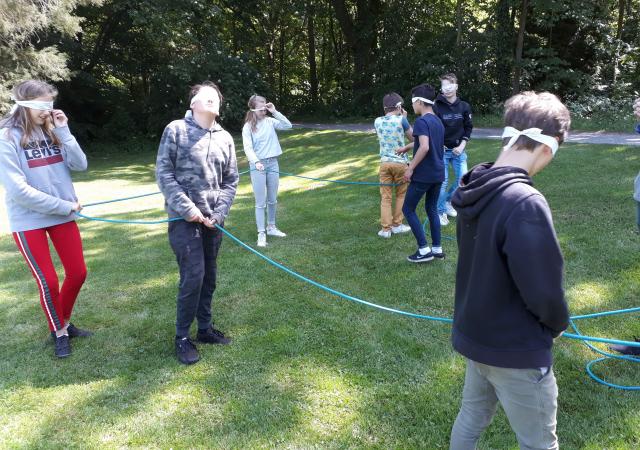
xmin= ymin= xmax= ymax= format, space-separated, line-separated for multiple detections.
xmin=0 ymin=130 xmax=639 ymax=449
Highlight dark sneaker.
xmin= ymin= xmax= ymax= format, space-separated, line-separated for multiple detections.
xmin=432 ymin=251 xmax=446 ymax=260
xmin=197 ymin=326 xmax=232 ymax=345
xmin=175 ymin=337 xmax=200 ymax=365
xmin=54 ymin=335 xmax=72 ymax=358
xmin=407 ymin=250 xmax=434 ymax=263
xmin=609 ymin=337 xmax=640 ymax=356
xmin=68 ymin=323 xmax=93 ymax=338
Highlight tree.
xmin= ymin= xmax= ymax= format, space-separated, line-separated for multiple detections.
xmin=0 ymin=0 xmax=101 ymax=112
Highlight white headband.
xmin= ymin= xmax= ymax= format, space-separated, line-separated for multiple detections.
xmin=10 ymin=100 xmax=54 ymax=114
xmin=190 ymin=91 xmax=219 ymax=109
xmin=412 ymin=97 xmax=434 ymax=105
xmin=250 ymin=107 xmax=267 ymax=112
xmin=501 ymin=126 xmax=559 ymax=155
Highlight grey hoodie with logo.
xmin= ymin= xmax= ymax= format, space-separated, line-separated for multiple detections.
xmin=0 ymin=126 xmax=87 ymax=232
xmin=156 ymin=116 xmax=238 ymax=224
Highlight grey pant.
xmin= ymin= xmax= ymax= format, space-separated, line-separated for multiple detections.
xmin=168 ymin=220 xmax=223 ymax=338
xmin=450 ymin=359 xmax=559 ymax=450
xmin=250 ymin=157 xmax=280 ymax=232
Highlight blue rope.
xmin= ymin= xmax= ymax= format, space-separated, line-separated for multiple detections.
xmin=75 ymin=191 xmax=639 ymax=389
xmin=569 ymin=320 xmax=640 ymax=390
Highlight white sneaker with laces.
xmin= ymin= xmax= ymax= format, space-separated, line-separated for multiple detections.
xmin=439 ymin=213 xmax=449 ymax=226
xmin=257 ymin=232 xmax=267 ymax=247
xmin=378 ymin=229 xmax=392 ymax=238
xmin=391 ymin=224 xmax=411 ymax=234
xmin=266 ymin=227 xmax=287 ymax=237
xmin=445 ymin=202 xmax=458 ymax=218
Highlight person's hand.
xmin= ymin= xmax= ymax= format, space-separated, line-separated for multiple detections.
xmin=255 ymin=161 xmax=265 ymax=171
xmin=71 ymin=202 xmax=82 ymax=212
xmin=401 ymin=107 xmax=408 ymax=117
xmin=265 ymin=102 xmax=276 ymax=113
xmin=203 ymin=217 xmax=217 ymax=229
xmin=395 ymin=147 xmax=409 ymax=155
xmin=50 ymin=109 xmax=68 ymax=128
xmin=403 ymin=167 xmax=413 ymax=182
xmin=453 ymin=142 xmax=466 ymax=155
xmin=186 ymin=210 xmax=205 ymax=223
xmin=634 ymin=98 xmax=640 ymax=119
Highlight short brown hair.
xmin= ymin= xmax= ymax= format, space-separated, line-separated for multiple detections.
xmin=189 ymin=81 xmax=224 ymax=108
xmin=383 ymin=92 xmax=403 ymax=112
xmin=440 ymin=73 xmax=458 ymax=84
xmin=502 ymin=91 xmax=571 ymax=151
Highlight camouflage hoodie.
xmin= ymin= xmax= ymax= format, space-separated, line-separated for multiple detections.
xmin=156 ymin=116 xmax=238 ymax=224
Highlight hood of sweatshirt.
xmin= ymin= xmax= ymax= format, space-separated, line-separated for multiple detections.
xmin=435 ymin=94 xmax=461 ymax=107
xmin=451 ymin=163 xmax=532 ymax=220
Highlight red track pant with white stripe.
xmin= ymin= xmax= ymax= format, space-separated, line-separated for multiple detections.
xmin=13 ymin=221 xmax=87 ymax=332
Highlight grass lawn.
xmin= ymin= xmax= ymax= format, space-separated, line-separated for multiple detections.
xmin=0 ymin=130 xmax=639 ymax=449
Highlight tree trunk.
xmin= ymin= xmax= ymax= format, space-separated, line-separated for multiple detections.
xmin=278 ymin=27 xmax=286 ymax=107
xmin=494 ymin=0 xmax=513 ymax=102
xmin=307 ymin=1 xmax=319 ymax=107
xmin=612 ymin=0 xmax=625 ymax=86
xmin=456 ymin=0 xmax=464 ymax=47
xmin=512 ymin=0 xmax=528 ymax=94
xmin=330 ymin=0 xmax=381 ymax=103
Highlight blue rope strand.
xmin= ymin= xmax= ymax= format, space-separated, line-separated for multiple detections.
xmin=74 ymin=190 xmax=639 ymax=389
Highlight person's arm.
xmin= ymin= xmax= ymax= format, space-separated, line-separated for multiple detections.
xmin=502 ymin=194 xmax=569 ymax=336
xmin=54 ymin=126 xmax=87 ymax=171
xmin=401 ymin=114 xmax=414 ymax=142
xmin=210 ymin=135 xmax=239 ymax=225
xmin=266 ymin=103 xmax=292 ymax=130
xmin=155 ymin=125 xmax=201 ymax=221
xmin=404 ymin=134 xmax=429 ymax=182
xmin=453 ymin=103 xmax=473 ymax=155
xmin=0 ymin=136 xmax=77 ymax=215
xmin=634 ymin=97 xmax=640 ymax=133
xmin=241 ymin=124 xmax=260 ymax=164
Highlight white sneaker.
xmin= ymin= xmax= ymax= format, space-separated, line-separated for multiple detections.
xmin=266 ymin=227 xmax=287 ymax=237
xmin=391 ymin=224 xmax=411 ymax=234
xmin=439 ymin=213 xmax=449 ymax=226
xmin=445 ymin=202 xmax=458 ymax=218
xmin=378 ymin=229 xmax=392 ymax=238
xmin=257 ymin=232 xmax=267 ymax=247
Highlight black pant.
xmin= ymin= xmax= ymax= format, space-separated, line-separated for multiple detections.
xmin=168 ymin=220 xmax=223 ymax=338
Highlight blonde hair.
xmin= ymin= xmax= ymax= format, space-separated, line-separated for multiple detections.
xmin=0 ymin=80 xmax=60 ymax=148
xmin=244 ymin=94 xmax=266 ymax=133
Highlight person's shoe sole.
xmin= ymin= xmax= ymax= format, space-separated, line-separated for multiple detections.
xmin=407 ymin=255 xmax=434 ymax=263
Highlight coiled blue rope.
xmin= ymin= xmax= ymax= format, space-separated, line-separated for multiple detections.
xmin=76 ymin=184 xmax=638 ymax=389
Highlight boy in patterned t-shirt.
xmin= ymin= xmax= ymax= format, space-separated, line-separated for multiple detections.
xmin=373 ymin=93 xmax=414 ymax=238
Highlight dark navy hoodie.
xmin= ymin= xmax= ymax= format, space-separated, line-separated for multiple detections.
xmin=450 ymin=163 xmax=569 ymax=369
xmin=433 ymin=94 xmax=473 ymax=149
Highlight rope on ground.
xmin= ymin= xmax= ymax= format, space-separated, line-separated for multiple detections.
xmin=75 ymin=190 xmax=639 ymax=390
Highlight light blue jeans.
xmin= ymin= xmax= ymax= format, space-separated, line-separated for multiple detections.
xmin=250 ymin=157 xmax=280 ymax=232
xmin=450 ymin=359 xmax=558 ymax=450
xmin=437 ymin=149 xmax=468 ymax=214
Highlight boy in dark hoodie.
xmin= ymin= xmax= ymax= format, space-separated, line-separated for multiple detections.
xmin=449 ymin=92 xmax=570 ymax=450
xmin=434 ymin=73 xmax=473 ymax=227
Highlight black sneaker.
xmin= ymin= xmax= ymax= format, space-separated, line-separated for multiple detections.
xmin=432 ymin=251 xmax=446 ymax=260
xmin=197 ymin=326 xmax=232 ymax=345
xmin=407 ymin=250 xmax=434 ymax=263
xmin=68 ymin=323 xmax=93 ymax=338
xmin=175 ymin=337 xmax=200 ymax=365
xmin=54 ymin=335 xmax=72 ymax=358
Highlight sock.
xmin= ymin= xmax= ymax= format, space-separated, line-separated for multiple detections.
xmin=419 ymin=246 xmax=431 ymax=255
xmin=55 ymin=329 xmax=69 ymax=338
xmin=432 ymin=246 xmax=443 ymax=254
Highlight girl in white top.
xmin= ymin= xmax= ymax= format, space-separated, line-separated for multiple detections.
xmin=242 ymin=95 xmax=292 ymax=247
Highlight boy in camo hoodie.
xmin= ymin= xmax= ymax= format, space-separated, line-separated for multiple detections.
xmin=156 ymin=81 xmax=239 ymax=365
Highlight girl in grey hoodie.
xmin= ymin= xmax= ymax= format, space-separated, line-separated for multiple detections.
xmin=0 ymin=80 xmax=90 ymax=358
